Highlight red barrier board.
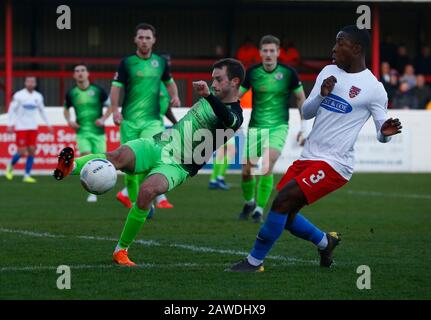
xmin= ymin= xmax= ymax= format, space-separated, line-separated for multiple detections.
xmin=0 ymin=126 xmax=121 ymax=170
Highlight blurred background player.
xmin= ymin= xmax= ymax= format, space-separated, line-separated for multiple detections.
xmin=63 ymin=63 xmax=111 ymax=202
xmin=5 ymin=76 xmax=53 ymax=183
xmin=208 ymin=137 xmax=236 ymax=190
xmin=117 ymin=76 xmax=178 ymax=208
xmin=109 ymin=23 xmax=181 ymax=210
xmin=230 ymin=25 xmax=403 ymax=272
xmin=238 ymin=35 xmax=306 ymax=223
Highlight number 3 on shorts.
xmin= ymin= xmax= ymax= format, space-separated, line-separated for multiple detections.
xmin=310 ymin=170 xmax=325 ymax=184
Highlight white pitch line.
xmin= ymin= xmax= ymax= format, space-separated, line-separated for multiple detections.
xmin=0 ymin=228 xmax=318 ymax=265
xmin=0 ymin=263 xmax=231 ymax=272
xmin=344 ymin=190 xmax=431 ymax=200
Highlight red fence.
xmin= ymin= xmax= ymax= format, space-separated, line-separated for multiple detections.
xmin=0 ymin=56 xmax=323 ymax=108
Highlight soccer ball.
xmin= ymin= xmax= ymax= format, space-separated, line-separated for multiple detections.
xmin=80 ymin=159 xmax=117 ymax=195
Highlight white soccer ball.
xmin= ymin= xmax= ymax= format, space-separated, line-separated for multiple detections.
xmin=80 ymin=159 xmax=117 ymax=195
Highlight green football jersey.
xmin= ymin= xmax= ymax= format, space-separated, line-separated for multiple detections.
xmin=112 ymin=53 xmax=174 ymax=126
xmin=64 ymin=83 xmax=108 ymax=135
xmin=240 ymin=63 xmax=303 ymax=127
xmin=154 ymin=97 xmax=243 ymax=176
xmin=159 ymin=82 xmax=170 ymax=119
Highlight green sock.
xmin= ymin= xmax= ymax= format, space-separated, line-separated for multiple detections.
xmin=210 ymin=163 xmax=222 ymax=181
xmin=118 ymin=204 xmax=150 ymax=249
xmin=218 ymin=155 xmax=229 ymax=178
xmin=72 ymin=153 xmax=106 ymax=175
xmin=241 ymin=177 xmax=256 ymax=202
xmin=125 ymin=174 xmax=139 ymax=203
xmin=256 ymin=174 xmax=274 ymax=208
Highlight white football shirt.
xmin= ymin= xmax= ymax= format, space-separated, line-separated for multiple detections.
xmin=300 ymin=65 xmax=390 ymax=180
xmin=7 ymin=88 xmax=50 ymax=130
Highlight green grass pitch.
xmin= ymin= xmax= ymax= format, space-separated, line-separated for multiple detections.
xmin=1 ymin=173 xmax=430 ymax=299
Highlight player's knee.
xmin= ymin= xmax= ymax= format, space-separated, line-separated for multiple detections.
xmin=271 ymin=192 xmax=290 ymax=213
xmin=271 ymin=190 xmax=301 ymax=213
xmin=136 ymin=185 xmax=157 ymax=209
xmin=107 ymin=146 xmax=133 ymax=171
xmin=242 ymin=165 xmax=252 ymax=178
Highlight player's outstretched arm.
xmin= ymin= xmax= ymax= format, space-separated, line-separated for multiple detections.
xmin=192 ymin=81 xmax=239 ymax=128
xmin=110 ymin=85 xmax=123 ymax=126
xmin=380 ymin=118 xmax=402 ymax=138
xmin=302 ymin=76 xmax=337 ymax=120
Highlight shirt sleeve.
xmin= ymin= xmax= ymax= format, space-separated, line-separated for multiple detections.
xmin=301 ymin=70 xmax=325 ymax=119
xmin=7 ymin=93 xmax=19 ymax=126
xmin=64 ymin=90 xmax=72 ymax=109
xmin=369 ymin=84 xmax=391 ymax=143
xmin=204 ymin=94 xmax=243 ymax=130
xmin=99 ymin=87 xmax=110 ymax=106
xmin=240 ymin=67 xmax=252 ymax=92
xmin=288 ymin=68 xmax=303 ymax=92
xmin=161 ymin=58 xmax=174 ymax=84
xmin=112 ymin=59 xmax=127 ymax=88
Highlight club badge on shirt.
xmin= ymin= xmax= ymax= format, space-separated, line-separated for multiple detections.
xmin=349 ymin=86 xmax=361 ymax=98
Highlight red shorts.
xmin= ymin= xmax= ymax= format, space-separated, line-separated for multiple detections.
xmin=276 ymin=160 xmax=348 ymax=205
xmin=16 ymin=130 xmax=38 ymax=148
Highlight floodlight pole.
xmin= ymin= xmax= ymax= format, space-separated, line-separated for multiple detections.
xmin=371 ymin=4 xmax=380 ymax=80
xmin=5 ymin=0 xmax=13 ymax=111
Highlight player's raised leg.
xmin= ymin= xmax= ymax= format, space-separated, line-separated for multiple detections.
xmin=53 ymin=145 xmax=136 ymax=180
xmin=113 ymin=173 xmax=168 ymax=266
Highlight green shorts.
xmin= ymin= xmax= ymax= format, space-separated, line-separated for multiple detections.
xmin=125 ymin=138 xmax=189 ymax=191
xmin=120 ymin=119 xmax=165 ymax=144
xmin=244 ymin=125 xmax=288 ymax=159
xmin=76 ymin=132 xmax=106 ymax=154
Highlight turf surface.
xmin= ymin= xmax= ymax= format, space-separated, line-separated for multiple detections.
xmin=0 ymin=173 xmax=430 ymax=299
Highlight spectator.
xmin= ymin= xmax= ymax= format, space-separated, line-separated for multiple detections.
xmin=380 ymin=61 xmax=391 ymax=85
xmin=214 ymin=44 xmax=226 ymax=59
xmin=394 ymin=44 xmax=411 ymax=74
xmin=235 ymin=37 xmax=260 ymax=68
xmin=279 ymin=38 xmax=301 ymax=67
xmin=386 ymin=69 xmax=399 ymax=106
xmin=415 ymin=46 xmax=431 ymax=75
xmin=380 ymin=34 xmax=397 ymax=67
xmin=391 ymin=80 xmax=418 ymax=109
xmin=400 ymin=64 xmax=416 ymax=90
xmin=413 ymin=74 xmax=431 ymax=109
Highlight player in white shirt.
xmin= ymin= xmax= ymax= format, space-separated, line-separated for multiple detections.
xmin=230 ymin=25 xmax=402 ymax=272
xmin=5 ymin=76 xmax=53 ymax=183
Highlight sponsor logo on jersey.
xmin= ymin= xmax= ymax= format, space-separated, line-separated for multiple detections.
xmin=88 ymin=90 xmax=95 ymax=97
xmin=22 ymin=104 xmax=37 ymax=110
xmin=136 ymin=70 xmax=144 ymax=77
xmin=274 ymin=72 xmax=284 ymax=80
xmin=320 ymin=93 xmax=352 ymax=114
xmin=349 ymin=86 xmax=361 ymax=98
xmin=151 ymin=60 xmax=159 ymax=68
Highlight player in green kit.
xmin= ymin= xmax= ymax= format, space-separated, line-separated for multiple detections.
xmin=53 ymin=58 xmax=245 ymax=266
xmin=110 ymin=23 xmax=181 ymax=209
xmin=64 ymin=63 xmax=110 ymax=203
xmin=238 ymin=35 xmax=306 ymax=223
xmin=116 ymin=54 xmax=178 ymax=210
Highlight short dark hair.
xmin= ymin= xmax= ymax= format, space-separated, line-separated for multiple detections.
xmin=135 ymin=23 xmax=156 ymax=36
xmin=212 ymin=58 xmax=245 ymax=86
xmin=340 ymin=25 xmax=370 ymax=53
xmin=259 ymin=35 xmax=280 ymax=48
xmin=73 ymin=62 xmax=88 ymax=71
